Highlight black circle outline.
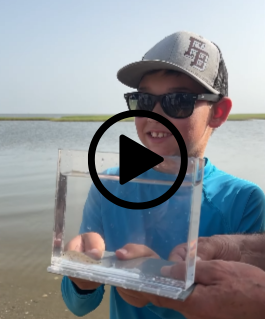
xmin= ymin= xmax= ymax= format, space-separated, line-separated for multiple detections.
xmin=88 ymin=110 xmax=188 ymax=210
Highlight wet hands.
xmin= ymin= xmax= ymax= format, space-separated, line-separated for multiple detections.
xmin=65 ymin=232 xmax=105 ymax=291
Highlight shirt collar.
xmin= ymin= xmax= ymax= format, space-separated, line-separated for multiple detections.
xmin=203 ymin=157 xmax=213 ymax=179
xmin=142 ymin=157 xmax=213 ymax=182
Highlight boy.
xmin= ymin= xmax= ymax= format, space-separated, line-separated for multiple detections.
xmin=61 ymin=31 xmax=265 ymax=318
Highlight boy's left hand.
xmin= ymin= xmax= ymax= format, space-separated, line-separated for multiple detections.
xmin=115 ymin=244 xmax=160 ymax=308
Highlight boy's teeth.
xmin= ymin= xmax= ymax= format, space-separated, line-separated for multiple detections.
xmin=150 ymin=132 xmax=169 ymax=138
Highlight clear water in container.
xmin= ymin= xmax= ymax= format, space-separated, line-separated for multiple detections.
xmin=47 ymin=150 xmax=204 ymax=299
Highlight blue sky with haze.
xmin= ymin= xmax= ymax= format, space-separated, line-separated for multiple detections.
xmin=0 ymin=0 xmax=264 ymax=114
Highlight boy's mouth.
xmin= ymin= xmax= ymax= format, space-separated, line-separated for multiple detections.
xmin=147 ymin=131 xmax=173 ymax=139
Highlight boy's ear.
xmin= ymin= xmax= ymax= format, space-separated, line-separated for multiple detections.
xmin=209 ymin=97 xmax=232 ymax=128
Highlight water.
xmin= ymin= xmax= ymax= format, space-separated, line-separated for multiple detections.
xmin=0 ymin=119 xmax=265 ymax=316
xmin=0 ymin=120 xmax=265 ymax=241
xmin=65 ymin=171 xmax=192 ymax=186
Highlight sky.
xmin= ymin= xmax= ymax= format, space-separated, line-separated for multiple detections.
xmin=0 ymin=0 xmax=264 ymax=115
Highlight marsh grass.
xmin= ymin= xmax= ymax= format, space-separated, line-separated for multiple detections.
xmin=227 ymin=114 xmax=265 ymax=121
xmin=0 ymin=115 xmax=134 ymax=122
xmin=0 ymin=114 xmax=265 ymax=121
xmin=51 ymin=115 xmax=134 ymax=122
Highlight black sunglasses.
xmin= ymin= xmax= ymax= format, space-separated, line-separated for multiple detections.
xmin=124 ymin=92 xmax=220 ymax=119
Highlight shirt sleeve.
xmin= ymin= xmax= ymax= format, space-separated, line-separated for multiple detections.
xmin=236 ymin=186 xmax=265 ymax=233
xmin=61 ymin=183 xmax=105 ymax=316
xmin=61 ymin=276 xmax=105 ymax=317
xmin=146 ymin=303 xmax=186 ymax=319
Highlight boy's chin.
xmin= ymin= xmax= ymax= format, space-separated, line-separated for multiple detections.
xmin=150 ymin=148 xmax=180 ymax=158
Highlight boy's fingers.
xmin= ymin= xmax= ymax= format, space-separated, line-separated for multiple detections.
xmin=82 ymin=232 xmax=105 ymax=258
xmin=161 ymin=260 xmax=186 ymax=281
xmin=68 ymin=277 xmax=101 ymax=290
xmin=116 ymin=243 xmax=159 ymax=260
xmin=116 ymin=287 xmax=149 ymax=308
xmin=64 ymin=235 xmax=83 ymax=252
xmin=168 ymin=243 xmax=187 ymax=262
xmin=64 ymin=232 xmax=105 ymax=259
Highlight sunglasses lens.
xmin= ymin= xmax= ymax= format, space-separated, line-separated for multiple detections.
xmin=126 ymin=93 xmax=195 ymax=119
xmin=128 ymin=94 xmax=138 ymax=110
xmin=163 ymin=94 xmax=194 ymax=118
xmin=128 ymin=93 xmax=154 ymax=111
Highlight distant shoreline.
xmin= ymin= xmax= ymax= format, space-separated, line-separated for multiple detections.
xmin=0 ymin=115 xmax=134 ymax=122
xmin=1 ymin=114 xmax=265 ymax=122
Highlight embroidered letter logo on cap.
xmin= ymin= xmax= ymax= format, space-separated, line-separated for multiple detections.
xmin=184 ymin=37 xmax=209 ymax=71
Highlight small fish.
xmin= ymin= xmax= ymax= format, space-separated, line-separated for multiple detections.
xmin=62 ymin=250 xmax=101 ymax=265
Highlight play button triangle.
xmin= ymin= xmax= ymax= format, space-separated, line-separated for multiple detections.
xmin=119 ymin=135 xmax=164 ymax=185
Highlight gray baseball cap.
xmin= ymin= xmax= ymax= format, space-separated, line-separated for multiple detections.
xmin=117 ymin=31 xmax=228 ymax=96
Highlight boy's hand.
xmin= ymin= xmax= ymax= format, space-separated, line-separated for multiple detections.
xmin=115 ymin=243 xmax=160 ymax=307
xmin=115 ymin=243 xmax=160 ymax=260
xmin=65 ymin=232 xmax=105 ymax=291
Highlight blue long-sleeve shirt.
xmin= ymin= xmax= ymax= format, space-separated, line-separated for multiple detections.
xmin=61 ymin=158 xmax=265 ymax=318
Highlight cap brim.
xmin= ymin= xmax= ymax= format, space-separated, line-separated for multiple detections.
xmin=117 ymin=60 xmax=220 ymax=95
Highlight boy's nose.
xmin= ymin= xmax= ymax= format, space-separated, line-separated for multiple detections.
xmin=147 ymin=102 xmax=166 ymax=122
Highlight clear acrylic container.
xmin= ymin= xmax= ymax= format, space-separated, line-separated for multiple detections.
xmin=47 ymin=149 xmax=204 ymax=300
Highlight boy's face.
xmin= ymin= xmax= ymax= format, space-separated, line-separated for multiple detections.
xmin=135 ymin=70 xmax=214 ymax=158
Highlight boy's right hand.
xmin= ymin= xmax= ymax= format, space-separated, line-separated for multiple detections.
xmin=64 ymin=232 xmax=105 ymax=291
